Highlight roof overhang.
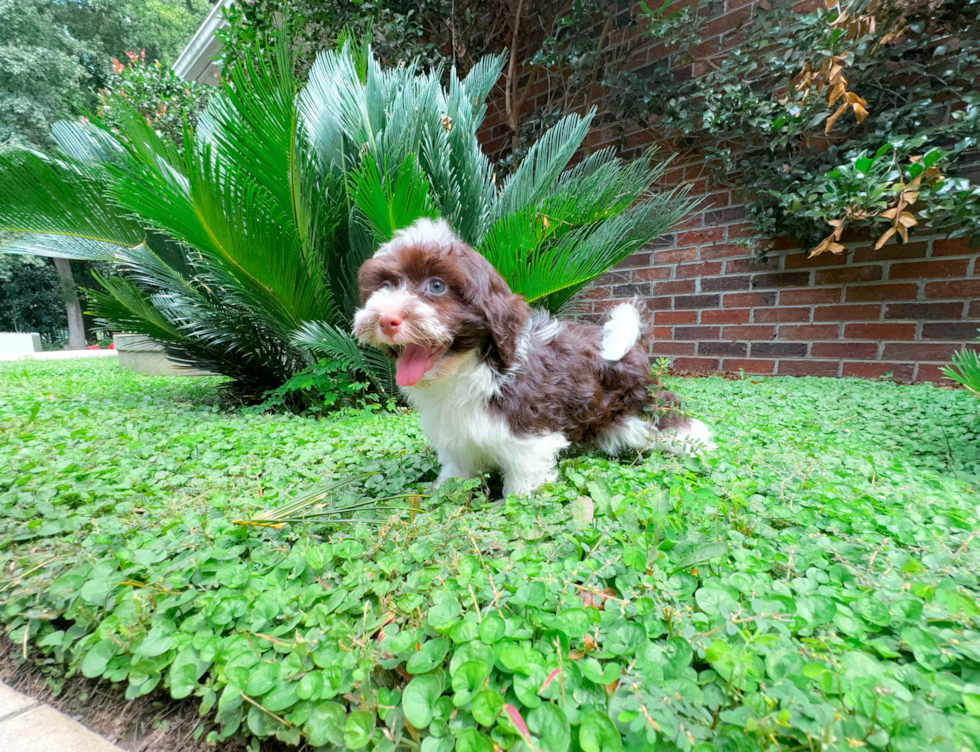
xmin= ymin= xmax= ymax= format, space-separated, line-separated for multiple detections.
xmin=172 ymin=0 xmax=234 ymax=85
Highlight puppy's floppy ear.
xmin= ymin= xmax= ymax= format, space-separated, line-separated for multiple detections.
xmin=455 ymin=243 xmax=529 ymax=368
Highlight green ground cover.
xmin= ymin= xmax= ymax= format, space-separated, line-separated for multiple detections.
xmin=1 ymin=360 xmax=979 ymax=751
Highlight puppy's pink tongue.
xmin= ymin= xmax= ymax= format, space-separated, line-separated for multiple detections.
xmin=396 ymin=344 xmax=433 ymax=387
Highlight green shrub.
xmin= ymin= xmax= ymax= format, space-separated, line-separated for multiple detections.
xmin=0 ymin=38 xmax=690 ymax=396
xmin=633 ymin=0 xmax=980 ymax=254
xmin=254 ymin=358 xmax=374 ymax=415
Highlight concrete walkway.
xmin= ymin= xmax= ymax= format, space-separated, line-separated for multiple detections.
xmin=0 ymin=349 xmax=118 ymax=362
xmin=0 ymin=681 xmax=123 ymax=751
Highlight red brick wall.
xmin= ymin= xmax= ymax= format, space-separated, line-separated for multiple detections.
xmin=476 ymin=1 xmax=980 ymax=382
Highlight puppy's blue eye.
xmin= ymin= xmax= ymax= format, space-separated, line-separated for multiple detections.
xmin=427 ymin=278 xmax=446 ymax=295
xmin=379 ymin=280 xmax=393 ymax=291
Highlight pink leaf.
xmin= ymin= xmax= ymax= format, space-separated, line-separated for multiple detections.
xmin=539 ymin=668 xmax=560 ymax=693
xmin=503 ymin=704 xmax=530 ymax=740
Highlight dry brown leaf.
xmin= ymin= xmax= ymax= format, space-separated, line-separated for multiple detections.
xmin=825 ymin=102 xmax=849 ymax=133
xmin=810 ymin=233 xmax=846 ymax=257
xmin=874 ymin=226 xmax=898 ymax=249
xmin=828 ymin=81 xmax=847 ymax=107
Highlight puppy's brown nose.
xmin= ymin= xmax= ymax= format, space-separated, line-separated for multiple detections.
xmin=379 ymin=313 xmax=403 ymax=337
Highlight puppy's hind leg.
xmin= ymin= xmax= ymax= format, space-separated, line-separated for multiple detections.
xmin=597 ymin=415 xmax=651 ymax=456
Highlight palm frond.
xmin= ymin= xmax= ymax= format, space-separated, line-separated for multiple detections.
xmin=292 ymin=321 xmax=396 ymax=396
xmin=1 ymin=234 xmax=126 ymax=260
xmin=348 ymin=153 xmax=437 ymax=245
xmin=489 ymin=111 xmax=595 ymax=226
xmin=0 ymin=149 xmax=143 ymax=247
xmin=943 ymin=345 xmax=980 ymax=397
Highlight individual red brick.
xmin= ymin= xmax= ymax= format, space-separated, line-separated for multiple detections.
xmin=882 ymin=342 xmax=967 ymax=360
xmin=779 ymin=288 xmax=841 ymax=305
xmin=651 ymin=326 xmax=673 ymax=340
xmin=595 ymin=270 xmax=630 ymax=285
xmin=783 ymin=251 xmax=846 ymax=269
xmin=672 ymin=357 xmax=720 ymax=372
xmin=705 ymin=207 xmax=743 ymax=225
xmin=700 ymin=243 xmax=749 ymax=260
xmin=844 ymin=323 xmax=917 ymax=340
xmin=751 ymin=271 xmax=812 ymax=289
xmin=852 ymin=242 xmax=927 ymax=263
xmin=728 ymin=258 xmax=776 ymax=274
xmin=885 ymin=302 xmax=964 ymax=320
xmin=725 ymin=292 xmax=776 ymax=308
xmin=721 ymin=358 xmax=777 ymax=374
xmin=675 ymin=294 xmax=721 ymax=309
xmin=612 ymin=283 xmax=651 ymax=297
xmin=721 ymin=325 xmax=776 ymax=340
xmin=924 ymin=280 xmax=980 ymax=298
xmin=842 ymin=362 xmax=915 ymax=381
xmin=753 ymin=307 xmax=811 ymax=323
xmin=677 ymin=261 xmax=724 ymax=278
xmin=778 ymin=324 xmax=840 ymax=340
xmin=674 ymin=326 xmax=722 ymax=340
xmin=921 ymin=322 xmax=980 ymax=340
xmin=614 ymin=253 xmax=651 ymax=269
xmin=815 ymin=266 xmax=882 ymax=285
xmin=931 ymin=237 xmax=974 ymax=256
xmin=890 ymin=259 xmax=970 ymax=279
xmin=653 ymin=280 xmax=696 ymax=295
xmin=580 ymin=286 xmax=612 ymax=300
xmin=727 ymin=223 xmax=756 ymax=240
xmin=633 ymin=267 xmax=671 ymax=281
xmin=704 ymin=9 xmax=752 ymax=37
xmin=811 ymin=342 xmax=878 ymax=359
xmin=656 ymin=310 xmax=698 ymax=324
xmin=653 ymin=247 xmax=698 ymax=265
xmin=971 ymin=301 xmax=980 ymax=318
xmin=640 ymin=297 xmax=672 ymax=312
xmin=845 ymin=283 xmax=919 ymax=302
xmin=702 ymin=275 xmax=751 ymax=292
xmin=751 ymin=342 xmax=807 ymax=357
xmin=701 ymin=308 xmax=751 ymax=324
xmin=813 ymin=304 xmax=881 ymax=321
xmin=677 ymin=227 xmax=725 ymax=246
xmin=778 ymin=360 xmax=841 ymax=377
xmin=699 ymin=341 xmax=748 ymax=356
xmin=769 ymin=234 xmax=801 ymax=249
xmin=646 ymin=234 xmax=677 ymax=250
xmin=649 ymin=341 xmax=696 ymax=356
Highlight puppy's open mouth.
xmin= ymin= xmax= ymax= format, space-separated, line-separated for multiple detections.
xmin=395 ymin=343 xmax=449 ymax=387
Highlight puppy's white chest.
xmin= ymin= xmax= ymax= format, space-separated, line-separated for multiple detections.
xmin=402 ymin=354 xmax=510 ymax=464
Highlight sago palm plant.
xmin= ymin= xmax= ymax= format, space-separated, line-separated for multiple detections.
xmin=0 ymin=39 xmax=692 ymax=395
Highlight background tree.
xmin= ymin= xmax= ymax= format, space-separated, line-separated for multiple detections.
xmin=0 ymin=0 xmax=213 ymax=347
xmin=0 ymin=0 xmax=89 ymax=150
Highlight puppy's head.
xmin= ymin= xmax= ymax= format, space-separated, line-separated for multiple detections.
xmin=353 ymin=218 xmax=529 ymax=387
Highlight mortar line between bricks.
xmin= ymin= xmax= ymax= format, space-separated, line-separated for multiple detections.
xmin=0 ymin=701 xmax=39 ymax=725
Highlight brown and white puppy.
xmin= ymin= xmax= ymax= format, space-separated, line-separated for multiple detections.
xmin=353 ymin=218 xmax=714 ymax=496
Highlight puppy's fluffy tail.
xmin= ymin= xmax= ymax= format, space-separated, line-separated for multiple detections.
xmin=600 ymin=302 xmax=641 ymax=361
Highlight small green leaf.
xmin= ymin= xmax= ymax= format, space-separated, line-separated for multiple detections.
xmin=344 ymin=710 xmax=375 ymax=749
xmin=402 ymin=672 xmax=443 ymax=729
xmin=579 ymin=711 xmax=622 ymax=752
xmin=305 ymin=702 xmax=345 ymax=747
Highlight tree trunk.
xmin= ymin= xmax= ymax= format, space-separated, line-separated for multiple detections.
xmin=52 ymin=257 xmax=87 ymax=350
